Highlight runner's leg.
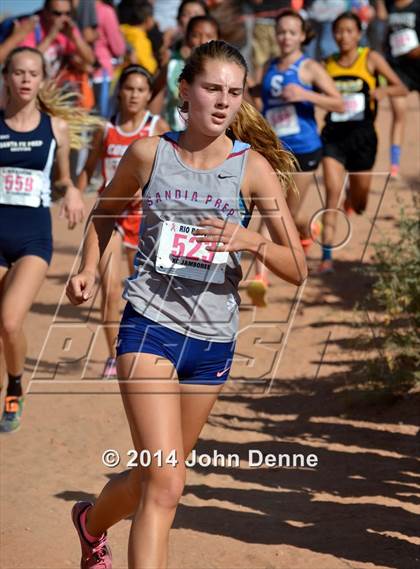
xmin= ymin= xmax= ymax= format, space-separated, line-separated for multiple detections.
xmin=389 ymin=96 xmax=407 ymax=175
xmin=288 ymin=171 xmax=317 ymax=239
xmin=0 ymin=267 xmax=8 ymax=392
xmin=319 ymin=157 xmax=347 ymax=271
xmin=0 ymin=256 xmax=48 ymax=376
xmin=85 ymin=354 xmax=223 ymax=568
xmin=348 ymin=172 xmax=372 ymax=214
xmin=322 ymin=157 xmax=346 ymax=247
xmin=117 ymin=354 xmax=184 ymax=568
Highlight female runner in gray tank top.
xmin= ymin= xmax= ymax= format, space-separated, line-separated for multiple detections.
xmin=67 ymin=40 xmax=307 ymax=569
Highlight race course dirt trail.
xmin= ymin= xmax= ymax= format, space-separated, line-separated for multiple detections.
xmin=1 ymin=94 xmax=419 ymax=569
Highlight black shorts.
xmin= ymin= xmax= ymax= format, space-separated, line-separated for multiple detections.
xmin=295 ymin=147 xmax=323 ymax=172
xmin=0 ymin=205 xmax=53 ymax=268
xmin=321 ymin=123 xmax=378 ymax=172
xmin=386 ymin=59 xmax=420 ymax=92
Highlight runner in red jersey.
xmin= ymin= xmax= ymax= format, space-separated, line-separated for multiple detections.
xmin=78 ymin=65 xmax=168 ymax=378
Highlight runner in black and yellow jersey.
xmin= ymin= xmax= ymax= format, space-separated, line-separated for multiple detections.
xmin=319 ymin=11 xmax=408 ymax=274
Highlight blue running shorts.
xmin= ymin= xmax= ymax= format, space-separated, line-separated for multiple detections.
xmin=117 ymin=302 xmax=236 ymax=385
xmin=0 ymin=205 xmax=53 ymax=268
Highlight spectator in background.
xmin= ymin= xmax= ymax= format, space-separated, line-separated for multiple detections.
xmin=0 ymin=16 xmax=40 ymax=65
xmin=367 ymin=0 xmax=388 ymax=53
xmin=18 ymin=0 xmax=95 ymax=79
xmin=304 ymin=0 xmax=345 ymax=60
xmin=156 ymin=0 xmax=211 ymax=64
xmin=148 ymin=1 xmax=209 ymax=116
xmin=207 ymin=0 xmax=247 ymax=54
xmin=153 ymin=0 xmax=182 ymax=32
xmin=92 ymin=0 xmax=126 ymax=117
xmin=177 ymin=0 xmax=209 ymax=33
xmin=72 ymin=0 xmax=98 ymax=45
xmin=119 ymin=2 xmax=158 ymax=75
xmin=170 ymin=0 xmax=209 ymax=50
xmin=250 ymin=0 xmax=290 ymax=81
xmin=118 ymin=0 xmax=164 ymax=66
xmin=165 ymin=14 xmax=220 ymax=129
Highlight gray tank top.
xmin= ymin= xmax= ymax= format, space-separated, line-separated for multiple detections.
xmin=123 ymin=132 xmax=251 ymax=342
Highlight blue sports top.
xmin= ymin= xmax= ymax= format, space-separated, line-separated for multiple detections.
xmin=0 ymin=111 xmax=57 ymax=207
xmin=262 ymin=55 xmax=321 ymax=154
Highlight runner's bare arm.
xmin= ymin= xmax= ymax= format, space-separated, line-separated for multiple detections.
xmin=77 ymin=127 xmax=105 ymax=193
xmin=302 ymin=59 xmax=345 ymax=112
xmin=246 ymin=150 xmax=307 ymax=286
xmin=195 ymin=151 xmax=307 ymax=287
xmin=368 ymin=51 xmax=409 ymax=99
xmin=405 ymin=45 xmax=420 ymax=58
xmin=51 ymin=116 xmax=85 ymax=228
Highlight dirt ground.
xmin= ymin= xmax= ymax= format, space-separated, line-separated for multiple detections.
xmin=0 ymin=94 xmax=419 ymax=569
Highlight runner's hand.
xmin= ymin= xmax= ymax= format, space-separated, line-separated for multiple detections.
xmin=60 ymin=186 xmax=85 ymax=229
xmin=281 ymin=84 xmax=306 ymax=102
xmin=66 ymin=270 xmax=95 ymax=305
xmin=194 ymin=217 xmax=262 ymax=253
xmin=370 ymin=87 xmax=387 ymax=101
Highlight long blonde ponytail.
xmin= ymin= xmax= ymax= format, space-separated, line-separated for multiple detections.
xmin=37 ymin=81 xmax=103 ymax=149
xmin=230 ymin=101 xmax=297 ymax=195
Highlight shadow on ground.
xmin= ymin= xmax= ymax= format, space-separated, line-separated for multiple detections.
xmin=172 ymin=376 xmax=419 ymax=569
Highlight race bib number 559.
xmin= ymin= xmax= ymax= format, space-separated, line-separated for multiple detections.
xmin=156 ymin=221 xmax=228 ymax=283
xmin=0 ymin=167 xmax=44 ymax=207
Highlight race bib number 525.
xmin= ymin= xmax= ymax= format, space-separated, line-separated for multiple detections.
xmin=156 ymin=221 xmax=228 ymax=283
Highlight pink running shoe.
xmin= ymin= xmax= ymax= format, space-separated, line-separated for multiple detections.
xmin=300 ymin=220 xmax=323 ymax=255
xmin=343 ymin=196 xmax=355 ymax=216
xmin=390 ymin=164 xmax=400 ymax=179
xmin=72 ymin=502 xmax=112 ymax=569
xmin=316 ymin=259 xmax=334 ymax=274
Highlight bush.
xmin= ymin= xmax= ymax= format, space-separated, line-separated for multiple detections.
xmin=358 ymin=201 xmax=420 ymax=394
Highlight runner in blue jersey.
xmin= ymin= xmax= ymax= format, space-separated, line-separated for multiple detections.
xmin=67 ymin=40 xmax=307 ymax=569
xmin=248 ymin=8 xmax=343 ymax=305
xmin=0 ymin=47 xmax=90 ymax=433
